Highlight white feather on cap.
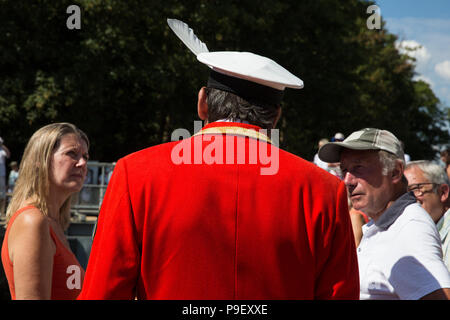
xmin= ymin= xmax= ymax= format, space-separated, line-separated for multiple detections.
xmin=167 ymin=19 xmax=209 ymax=56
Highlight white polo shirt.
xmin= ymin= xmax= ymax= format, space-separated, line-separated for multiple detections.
xmin=358 ymin=193 xmax=450 ymax=300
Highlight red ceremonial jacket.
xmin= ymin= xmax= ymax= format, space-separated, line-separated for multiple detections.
xmin=78 ymin=122 xmax=359 ymax=299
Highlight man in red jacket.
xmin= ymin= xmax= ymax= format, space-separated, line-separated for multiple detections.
xmin=78 ymin=20 xmax=359 ymax=300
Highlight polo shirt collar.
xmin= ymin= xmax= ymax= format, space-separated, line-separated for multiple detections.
xmin=375 ymin=191 xmax=417 ymax=230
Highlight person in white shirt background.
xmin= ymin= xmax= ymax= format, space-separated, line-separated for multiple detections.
xmin=404 ymin=160 xmax=450 ymax=271
xmin=313 ymin=138 xmax=329 ymax=171
xmin=0 ymin=137 xmax=11 ymax=217
xmin=7 ymin=161 xmax=19 ymax=194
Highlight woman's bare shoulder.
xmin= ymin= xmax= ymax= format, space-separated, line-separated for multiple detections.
xmin=8 ymin=207 xmax=53 ymax=252
xmin=11 ymin=207 xmax=49 ymax=231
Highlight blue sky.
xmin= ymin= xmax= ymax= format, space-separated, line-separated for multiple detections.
xmin=375 ymin=0 xmax=450 ymax=110
xmin=376 ymin=0 xmax=450 ymax=19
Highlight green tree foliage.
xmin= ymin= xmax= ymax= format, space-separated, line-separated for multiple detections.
xmin=0 ymin=0 xmax=448 ymax=163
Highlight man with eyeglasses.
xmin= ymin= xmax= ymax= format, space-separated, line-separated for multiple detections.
xmin=319 ymin=128 xmax=450 ymax=300
xmin=404 ymin=161 xmax=450 ymax=270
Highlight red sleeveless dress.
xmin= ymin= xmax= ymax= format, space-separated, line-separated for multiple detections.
xmin=1 ymin=206 xmax=85 ymax=299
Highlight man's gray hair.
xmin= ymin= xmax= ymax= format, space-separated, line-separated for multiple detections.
xmin=379 ymin=150 xmax=405 ymax=176
xmin=405 ymin=160 xmax=450 ymax=186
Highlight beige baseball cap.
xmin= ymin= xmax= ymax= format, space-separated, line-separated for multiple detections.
xmin=318 ymin=128 xmax=405 ymax=163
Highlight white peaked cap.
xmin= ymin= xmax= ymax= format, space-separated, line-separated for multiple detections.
xmin=197 ymin=51 xmax=304 ymax=91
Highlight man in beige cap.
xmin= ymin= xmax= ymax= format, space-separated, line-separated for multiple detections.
xmin=319 ymin=128 xmax=450 ymax=300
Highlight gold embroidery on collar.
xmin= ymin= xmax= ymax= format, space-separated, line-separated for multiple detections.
xmin=193 ymin=126 xmax=272 ymax=144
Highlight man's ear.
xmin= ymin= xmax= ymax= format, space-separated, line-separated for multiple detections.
xmin=197 ymin=87 xmax=208 ymax=121
xmin=391 ymin=160 xmax=404 ymax=184
xmin=439 ymin=183 xmax=450 ymax=203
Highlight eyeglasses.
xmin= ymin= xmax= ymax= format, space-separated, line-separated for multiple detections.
xmin=407 ymin=183 xmax=438 ymax=196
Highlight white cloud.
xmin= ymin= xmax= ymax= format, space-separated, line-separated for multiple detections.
xmin=435 ymin=60 xmax=450 ymax=81
xmin=396 ymin=40 xmax=431 ymax=64
xmin=414 ymin=74 xmax=434 ymax=87
xmin=384 ymin=17 xmax=450 ymax=107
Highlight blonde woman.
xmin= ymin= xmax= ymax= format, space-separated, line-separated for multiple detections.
xmin=1 ymin=123 xmax=89 ymax=299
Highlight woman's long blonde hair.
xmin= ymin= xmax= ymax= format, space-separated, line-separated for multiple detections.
xmin=6 ymin=122 xmax=89 ymax=230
